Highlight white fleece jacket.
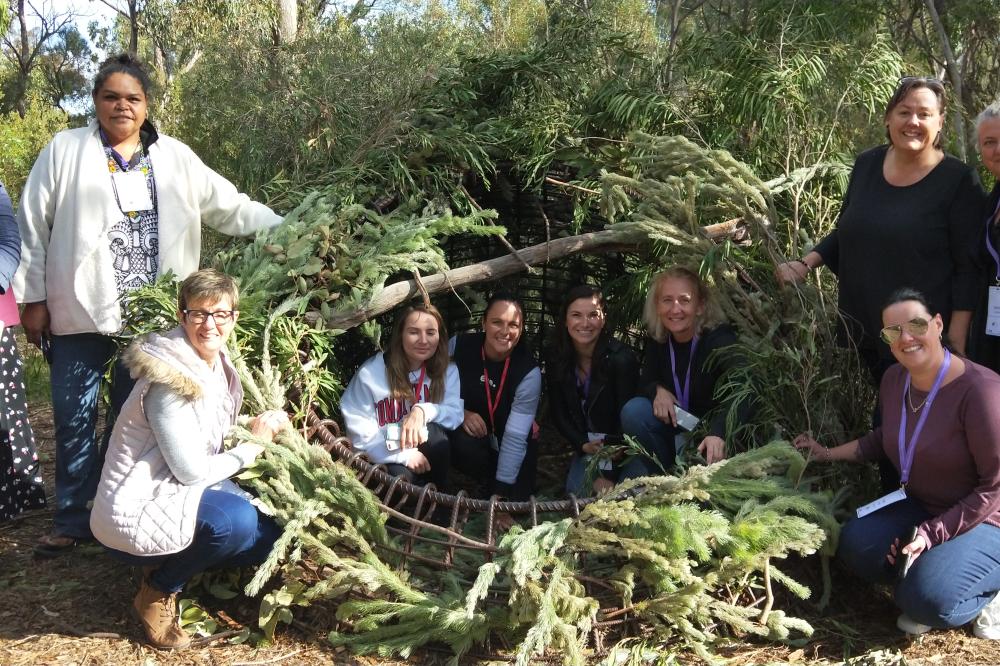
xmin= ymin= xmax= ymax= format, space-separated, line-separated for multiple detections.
xmin=340 ymin=352 xmax=463 ymax=466
xmin=13 ymin=121 xmax=282 ymax=334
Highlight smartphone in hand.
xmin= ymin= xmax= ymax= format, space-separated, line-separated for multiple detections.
xmin=895 ymin=526 xmax=920 ymax=580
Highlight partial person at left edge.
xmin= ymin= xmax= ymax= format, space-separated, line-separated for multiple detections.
xmin=0 ymin=181 xmax=46 ymax=523
xmin=13 ymin=53 xmax=283 ymax=557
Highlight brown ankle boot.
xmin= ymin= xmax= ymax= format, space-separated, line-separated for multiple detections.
xmin=132 ymin=578 xmax=191 ymax=650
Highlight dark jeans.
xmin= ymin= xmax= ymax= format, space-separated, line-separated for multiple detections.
xmin=838 ymin=498 xmax=1000 ymax=628
xmin=382 ymin=422 xmax=451 ymax=491
xmin=51 ymin=333 xmax=134 ymax=538
xmin=449 ymin=428 xmax=539 ymax=500
xmin=107 ymin=489 xmax=281 ymax=593
xmin=618 ymin=396 xmax=681 ymax=479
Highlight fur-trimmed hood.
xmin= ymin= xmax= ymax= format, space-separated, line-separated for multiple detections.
xmin=122 ymin=326 xmax=233 ymax=400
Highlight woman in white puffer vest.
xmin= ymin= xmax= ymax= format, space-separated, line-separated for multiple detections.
xmin=90 ymin=269 xmax=288 ymax=650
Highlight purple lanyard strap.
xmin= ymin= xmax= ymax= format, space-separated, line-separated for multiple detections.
xmin=897 ymin=349 xmax=951 ymax=486
xmin=668 ymin=335 xmax=698 ymax=411
xmin=986 ymin=197 xmax=1000 ymax=283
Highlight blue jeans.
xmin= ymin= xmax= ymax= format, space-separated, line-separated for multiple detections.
xmin=107 ymin=489 xmax=281 ymax=593
xmin=618 ymin=397 xmax=680 ymax=480
xmin=50 ymin=333 xmax=134 ymax=538
xmin=838 ymin=497 xmax=1000 ymax=627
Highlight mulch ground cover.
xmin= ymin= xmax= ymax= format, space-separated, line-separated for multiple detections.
xmin=3 ymin=399 xmax=1000 ymax=665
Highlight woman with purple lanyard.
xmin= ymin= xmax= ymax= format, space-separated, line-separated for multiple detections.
xmin=967 ymin=102 xmax=1000 ymax=371
xmin=15 ymin=53 xmax=282 ymax=557
xmin=619 ymin=266 xmax=744 ymax=478
xmin=795 ymin=287 xmax=1000 ymax=639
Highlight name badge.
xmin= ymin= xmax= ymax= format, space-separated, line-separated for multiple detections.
xmin=385 ymin=423 xmax=400 ymax=451
xmin=489 ymin=433 xmax=500 ymax=452
xmin=855 ymin=487 xmax=907 ymax=518
xmin=987 ymin=286 xmax=1000 ymax=337
xmin=113 ymin=170 xmax=153 ymax=212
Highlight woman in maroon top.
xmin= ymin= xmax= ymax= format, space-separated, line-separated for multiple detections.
xmin=795 ymin=288 xmax=1000 ymax=639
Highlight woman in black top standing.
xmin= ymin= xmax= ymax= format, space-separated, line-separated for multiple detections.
xmin=776 ymin=77 xmax=983 ymax=380
xmin=449 ymin=293 xmax=542 ymax=501
xmin=968 ymin=102 xmax=1000 ymax=371
xmin=548 ymin=285 xmax=638 ymax=495
xmin=620 ymin=267 xmax=740 ymax=478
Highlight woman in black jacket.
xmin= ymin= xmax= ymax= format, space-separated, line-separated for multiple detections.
xmin=620 ymin=266 xmax=741 ymax=479
xmin=548 ymin=285 xmax=639 ymax=495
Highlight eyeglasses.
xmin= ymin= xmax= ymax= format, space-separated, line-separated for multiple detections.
xmin=879 ymin=317 xmax=929 ymax=344
xmin=183 ymin=309 xmax=237 ymax=325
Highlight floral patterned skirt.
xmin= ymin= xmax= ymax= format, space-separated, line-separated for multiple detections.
xmin=0 ymin=327 xmax=46 ymax=521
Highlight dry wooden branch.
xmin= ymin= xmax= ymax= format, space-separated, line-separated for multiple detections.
xmin=324 ymin=227 xmax=645 ymax=330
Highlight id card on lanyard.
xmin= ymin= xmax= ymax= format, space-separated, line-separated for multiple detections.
xmin=112 ymin=170 xmax=154 ymax=212
xmin=855 ymin=349 xmax=951 ymax=518
xmin=984 ymin=198 xmax=1000 ymax=336
xmin=482 ymin=347 xmax=510 ymax=452
xmin=668 ymin=335 xmax=698 ymax=411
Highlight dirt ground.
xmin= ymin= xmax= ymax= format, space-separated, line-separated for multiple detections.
xmin=3 ymin=403 xmax=1000 ymax=665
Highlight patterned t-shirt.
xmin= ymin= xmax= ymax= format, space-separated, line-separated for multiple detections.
xmin=103 ymin=135 xmax=159 ymax=297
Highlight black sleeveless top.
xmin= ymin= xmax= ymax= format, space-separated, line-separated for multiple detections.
xmin=452 ymin=332 xmax=537 ymax=438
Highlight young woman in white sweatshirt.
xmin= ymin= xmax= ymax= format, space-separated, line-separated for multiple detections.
xmin=340 ymin=303 xmax=463 ymax=489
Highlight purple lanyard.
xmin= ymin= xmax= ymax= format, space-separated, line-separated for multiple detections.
xmin=576 ymin=369 xmax=591 ymax=410
xmin=897 ymin=348 xmax=951 ymax=486
xmin=985 ymin=197 xmax=1000 ymax=283
xmin=668 ymin=335 xmax=698 ymax=411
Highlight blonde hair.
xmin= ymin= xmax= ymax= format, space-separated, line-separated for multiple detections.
xmin=386 ymin=303 xmax=450 ymax=403
xmin=643 ymin=266 xmax=724 ymax=343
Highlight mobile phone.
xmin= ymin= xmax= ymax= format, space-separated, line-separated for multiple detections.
xmin=895 ymin=526 xmax=920 ymax=580
xmin=674 ymin=405 xmax=700 ymax=431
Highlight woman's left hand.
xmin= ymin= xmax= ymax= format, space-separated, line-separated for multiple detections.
xmin=250 ymin=410 xmax=290 ymax=442
xmin=698 ymin=436 xmax=727 ymax=464
xmin=400 ymin=405 xmax=427 ymax=449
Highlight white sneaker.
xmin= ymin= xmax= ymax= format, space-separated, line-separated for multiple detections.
xmin=897 ymin=613 xmax=932 ymax=635
xmin=973 ymin=592 xmax=1000 ymax=640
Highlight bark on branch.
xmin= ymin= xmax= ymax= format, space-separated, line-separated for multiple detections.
xmin=325 ymin=227 xmax=647 ymax=330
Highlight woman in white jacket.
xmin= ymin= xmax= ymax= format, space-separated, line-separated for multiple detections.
xmin=340 ymin=302 xmax=463 ymax=490
xmin=15 ymin=54 xmax=282 ymax=556
xmin=91 ymin=269 xmax=288 ymax=650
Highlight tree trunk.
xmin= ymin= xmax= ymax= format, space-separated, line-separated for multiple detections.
xmin=276 ymin=0 xmax=297 ymax=45
xmin=324 ymin=228 xmax=648 ymax=330
xmin=923 ymin=0 xmax=968 ymax=160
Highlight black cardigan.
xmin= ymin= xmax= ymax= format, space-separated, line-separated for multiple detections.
xmin=547 ymin=337 xmax=639 ymax=455
xmin=814 ymin=145 xmax=984 ymax=362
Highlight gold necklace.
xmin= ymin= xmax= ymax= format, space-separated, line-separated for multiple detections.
xmin=907 ymin=386 xmax=929 ymax=413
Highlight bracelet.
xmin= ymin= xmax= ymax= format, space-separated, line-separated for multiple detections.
xmin=794 ymin=259 xmax=812 ymax=273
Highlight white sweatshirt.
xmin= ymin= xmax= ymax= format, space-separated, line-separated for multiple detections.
xmin=340 ymin=352 xmax=463 ymax=466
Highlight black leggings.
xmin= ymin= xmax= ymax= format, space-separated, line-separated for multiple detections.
xmin=382 ymin=422 xmax=451 ymax=491
xmin=449 ymin=428 xmax=538 ymax=501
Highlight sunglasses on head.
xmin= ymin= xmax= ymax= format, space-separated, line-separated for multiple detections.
xmin=897 ymin=76 xmax=944 ymax=91
xmin=880 ymin=317 xmax=930 ymax=344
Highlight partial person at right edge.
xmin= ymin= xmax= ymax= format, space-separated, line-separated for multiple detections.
xmin=967 ymin=102 xmax=1000 ymax=372
xmin=15 ymin=54 xmax=282 ymax=557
